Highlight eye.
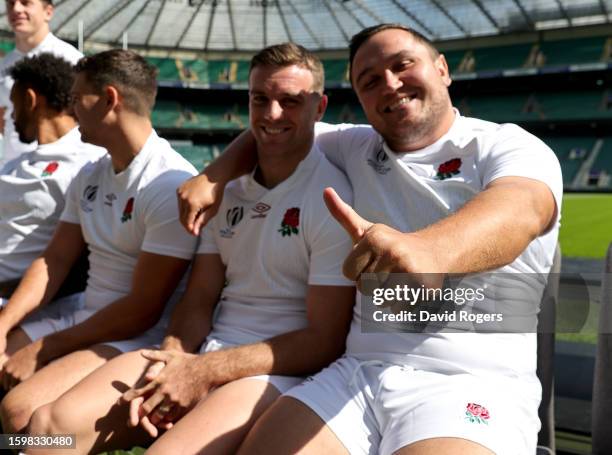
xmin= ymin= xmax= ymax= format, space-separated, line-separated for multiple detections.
xmin=250 ymin=95 xmax=267 ymax=105
xmin=361 ymin=76 xmax=379 ymax=91
xmin=281 ymin=97 xmax=299 ymax=108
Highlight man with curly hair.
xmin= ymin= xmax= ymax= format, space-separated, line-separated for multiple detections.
xmin=0 ymin=52 xmax=103 ymax=299
xmin=0 ymin=0 xmax=82 ymax=164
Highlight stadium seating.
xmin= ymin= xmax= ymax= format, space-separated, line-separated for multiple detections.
xmin=541 ymin=137 xmax=596 ymax=186
xmin=590 ymin=138 xmax=612 ymax=189
xmin=172 ymin=143 xmax=224 ymax=170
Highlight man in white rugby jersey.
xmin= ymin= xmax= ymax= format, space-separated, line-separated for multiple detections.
xmin=0 ymin=0 xmax=82 ymax=164
xmin=0 ymin=50 xmax=197 ymax=436
xmin=178 ymin=24 xmax=562 ymax=455
xmin=24 ymin=43 xmax=355 ymax=455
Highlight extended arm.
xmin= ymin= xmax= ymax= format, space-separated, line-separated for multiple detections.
xmin=177 ymin=130 xmax=256 ymax=235
xmin=0 ymin=222 xmax=85 ymax=345
xmin=325 ymin=176 xmax=557 ymax=284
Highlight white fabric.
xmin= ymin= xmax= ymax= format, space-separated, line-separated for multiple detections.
xmin=198 ymin=145 xmax=353 ymax=347
xmin=0 ymin=127 xmax=104 ymax=281
xmin=0 ymin=32 xmax=82 ymax=163
xmin=286 ymin=356 xmax=541 ymax=455
xmin=314 ymin=112 xmax=562 ymax=380
xmin=60 ymin=130 xmax=197 ymax=315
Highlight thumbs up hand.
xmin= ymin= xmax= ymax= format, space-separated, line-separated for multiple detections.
xmin=323 ymin=187 xmax=444 ymax=291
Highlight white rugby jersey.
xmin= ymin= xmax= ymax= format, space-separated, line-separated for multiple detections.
xmin=0 ymin=33 xmax=82 ymax=163
xmin=314 ymin=111 xmax=563 ymax=381
xmin=0 ymin=127 xmax=104 ymax=281
xmin=198 ymin=145 xmax=354 ymax=347
xmin=61 ymin=130 xmax=197 ymax=314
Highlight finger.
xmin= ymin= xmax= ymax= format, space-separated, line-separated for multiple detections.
xmin=122 ymin=380 xmax=158 ymax=402
xmin=323 ymin=187 xmax=372 ymax=243
xmin=127 ymin=396 xmax=144 ymax=427
xmin=140 ymin=349 xmax=171 ymax=363
xmin=139 ymin=415 xmax=159 ymax=438
xmin=342 ymin=241 xmax=375 ymax=283
xmin=144 ymin=361 xmax=165 ymax=381
xmin=140 ymin=391 xmax=166 ymax=418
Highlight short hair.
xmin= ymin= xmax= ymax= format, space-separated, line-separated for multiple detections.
xmin=74 ymin=49 xmax=158 ymax=116
xmin=249 ymin=42 xmax=324 ymax=94
xmin=349 ymin=23 xmax=440 ymax=84
xmin=9 ymin=53 xmax=74 ymax=113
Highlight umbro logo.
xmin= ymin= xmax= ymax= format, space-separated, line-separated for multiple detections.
xmin=251 ymin=202 xmax=271 ymax=219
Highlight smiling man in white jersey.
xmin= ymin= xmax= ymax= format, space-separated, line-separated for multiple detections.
xmin=0 ymin=49 xmax=197 ymax=435
xmin=0 ymin=0 xmax=82 ymax=164
xmin=178 ymin=24 xmax=562 ymax=455
xmin=20 ymin=43 xmax=355 ymax=455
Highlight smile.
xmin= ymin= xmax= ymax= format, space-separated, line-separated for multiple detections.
xmin=385 ymin=94 xmax=418 ymax=113
xmin=261 ymin=126 xmax=289 ymax=135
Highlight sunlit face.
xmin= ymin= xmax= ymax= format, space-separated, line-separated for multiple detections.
xmin=71 ymin=73 xmax=107 ymax=146
xmin=10 ymin=82 xmax=36 ymax=143
xmin=6 ymin=0 xmax=52 ymax=37
xmin=351 ymin=28 xmax=453 ymax=151
xmin=248 ymin=64 xmax=327 ymax=158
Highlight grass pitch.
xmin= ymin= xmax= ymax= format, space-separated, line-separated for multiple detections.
xmin=559 ymin=193 xmax=612 ymax=259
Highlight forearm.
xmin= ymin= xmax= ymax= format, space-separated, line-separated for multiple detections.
xmin=0 ymin=256 xmax=69 ymax=335
xmin=41 ymin=296 xmax=163 ymax=362
xmin=420 ymin=177 xmax=555 ymax=274
xmin=197 ymin=326 xmax=346 ymax=387
xmin=162 ymin=298 xmax=213 ymax=354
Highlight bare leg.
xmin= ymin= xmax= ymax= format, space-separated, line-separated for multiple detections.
xmin=237 ymin=396 xmax=348 ymax=455
xmin=0 ymin=345 xmax=119 ymax=433
xmin=27 ymin=350 xmax=153 ymax=455
xmin=147 ymin=377 xmax=282 ymax=455
xmin=393 ymin=438 xmax=494 ymax=455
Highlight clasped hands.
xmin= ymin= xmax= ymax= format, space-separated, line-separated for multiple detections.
xmin=121 ymin=350 xmax=212 ymax=437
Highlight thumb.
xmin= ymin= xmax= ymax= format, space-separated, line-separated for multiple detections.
xmin=323 ymin=187 xmax=372 ymax=244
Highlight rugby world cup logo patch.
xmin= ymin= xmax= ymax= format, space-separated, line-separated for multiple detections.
xmin=80 ymin=184 xmax=98 ymax=213
xmin=220 ymin=206 xmax=244 ymax=238
xmin=121 ymin=197 xmax=135 ymax=223
xmin=367 ymin=144 xmax=391 ymax=175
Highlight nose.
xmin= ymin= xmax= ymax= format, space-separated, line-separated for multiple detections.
xmin=264 ymin=100 xmax=283 ymax=120
xmin=12 ymin=1 xmax=25 ymax=12
xmin=382 ymin=69 xmax=402 ymax=92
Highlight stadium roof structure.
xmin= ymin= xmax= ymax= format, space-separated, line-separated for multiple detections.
xmin=1 ymin=0 xmax=611 ymax=52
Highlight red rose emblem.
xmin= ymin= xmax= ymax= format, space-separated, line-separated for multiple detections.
xmin=42 ymin=161 xmax=59 ymax=177
xmin=465 ymin=403 xmax=490 ymax=424
xmin=438 ymin=158 xmax=461 ymax=174
xmin=279 ymin=207 xmax=300 ymax=236
xmin=283 ymin=208 xmax=300 ymax=228
xmin=121 ymin=197 xmax=135 ymax=223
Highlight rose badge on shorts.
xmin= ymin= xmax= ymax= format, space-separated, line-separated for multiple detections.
xmin=121 ymin=197 xmax=135 ymax=223
xmin=278 ymin=207 xmax=300 ymax=237
xmin=465 ymin=403 xmax=490 ymax=425
xmin=436 ymin=158 xmax=462 ymax=180
xmin=41 ymin=161 xmax=59 ymax=177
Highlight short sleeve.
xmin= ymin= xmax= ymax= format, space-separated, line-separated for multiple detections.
xmin=304 ymin=172 xmax=354 ymax=287
xmin=314 ymin=122 xmax=380 ymax=173
xmin=140 ymin=170 xmax=198 ymax=260
xmin=59 ymin=171 xmax=82 ymax=225
xmin=197 ymin=218 xmax=219 ymax=255
xmin=480 ymin=124 xmax=563 ymax=218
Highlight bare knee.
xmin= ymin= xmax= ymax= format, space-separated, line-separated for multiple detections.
xmin=28 ymin=404 xmax=54 ymax=435
xmin=1 ymin=388 xmax=37 ymax=433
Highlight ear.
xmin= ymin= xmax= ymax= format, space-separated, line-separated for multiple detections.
xmin=436 ymin=54 xmax=452 ymax=87
xmin=25 ymin=87 xmax=38 ymax=112
xmin=315 ymin=94 xmax=328 ymax=122
xmin=43 ymin=3 xmax=54 ymax=22
xmin=104 ymin=85 xmax=120 ymax=113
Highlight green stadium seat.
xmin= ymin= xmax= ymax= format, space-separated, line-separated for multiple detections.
xmin=146 ymin=57 xmax=180 ymax=82
xmin=441 ymin=49 xmax=466 ymax=74
xmin=472 ymin=43 xmax=533 ymax=71
xmin=539 ymin=36 xmax=607 ymax=66
xmin=322 ymin=59 xmax=349 ymax=84
xmin=591 ymin=138 xmax=612 ymax=188
xmin=541 ymin=137 xmax=595 ymax=185
xmin=538 ymin=91 xmax=609 ymax=121
xmin=151 ymin=100 xmax=182 ymax=128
